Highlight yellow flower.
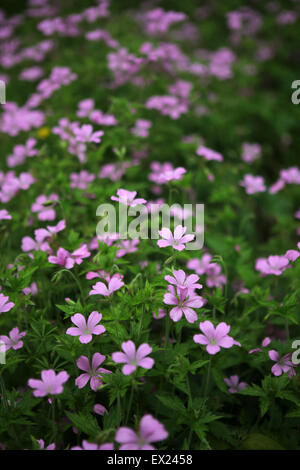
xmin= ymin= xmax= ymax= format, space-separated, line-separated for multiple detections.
xmin=37 ymin=127 xmax=50 ymax=139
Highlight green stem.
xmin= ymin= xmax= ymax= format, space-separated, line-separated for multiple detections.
xmin=126 ymin=380 xmax=135 ymax=424
xmin=164 ymin=315 xmax=171 ymax=349
xmin=204 ymin=359 xmax=212 ymax=397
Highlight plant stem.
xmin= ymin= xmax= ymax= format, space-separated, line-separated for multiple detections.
xmin=204 ymin=358 xmax=212 ymax=397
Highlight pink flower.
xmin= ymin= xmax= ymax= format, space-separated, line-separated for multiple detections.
xmin=66 ymin=311 xmax=105 ymax=344
xmin=193 ymin=321 xmax=240 ymax=355
xmin=0 ymin=327 xmax=26 ymax=351
xmin=152 ymin=309 xmax=166 ymax=320
xmin=163 ymin=285 xmax=204 ymax=323
xmin=206 ymin=263 xmax=227 ymax=288
xmin=112 ymin=340 xmax=154 ymax=375
xmin=48 ymin=247 xmax=73 ymax=269
xmin=240 ymin=174 xmax=266 ymax=194
xmin=116 ymin=239 xmax=139 ymax=258
xmin=131 ymin=119 xmax=152 ymax=138
xmin=31 ymin=194 xmax=58 ymax=221
xmin=93 ymin=404 xmax=108 ymax=416
xmin=268 ymin=350 xmax=296 ymax=377
xmin=74 ymin=124 xmax=104 ymax=143
xmin=70 ymin=170 xmax=95 ymax=189
xmin=157 ymin=225 xmax=194 ymax=251
xmin=49 ymin=244 xmax=90 ymax=269
xmin=224 ymin=375 xmax=247 ymax=393
xmin=196 ymin=145 xmax=223 ymax=162
xmin=0 ymin=209 xmax=11 ymax=220
xmin=0 ymin=293 xmax=15 ymax=314
xmin=71 ymin=440 xmax=114 ymax=450
xmin=75 ymin=353 xmax=111 ymax=391
xmin=37 ymin=439 xmax=55 ymax=450
xmin=89 ymin=275 xmax=124 ymax=297
xmin=28 ymin=369 xmax=69 ymax=397
xmin=256 ymin=255 xmax=289 ymax=276
xmin=249 ymin=336 xmax=271 ymax=354
xmin=187 ymin=254 xmax=212 ymax=275
xmin=149 ymin=162 xmax=186 ymax=184
xmin=115 ymin=414 xmax=168 ymax=450
xmin=241 ymin=142 xmax=261 ymax=163
xmin=111 ymin=189 xmax=146 ymax=207
xmin=165 ymin=269 xmax=202 ymax=291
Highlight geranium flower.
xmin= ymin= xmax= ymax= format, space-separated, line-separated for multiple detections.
xmin=0 ymin=293 xmax=15 ymax=314
xmin=115 ymin=414 xmax=168 ymax=450
xmin=240 ymin=174 xmax=266 ymax=194
xmin=165 ymin=269 xmax=202 ymax=291
xmin=196 ymin=145 xmax=223 ymax=162
xmin=157 ymin=225 xmax=194 ymax=251
xmin=93 ymin=404 xmax=108 ymax=416
xmin=111 ymin=188 xmax=146 ymax=207
xmin=163 ymin=286 xmax=204 ymax=323
xmin=0 ymin=327 xmax=26 ymax=350
xmin=255 ymin=255 xmax=289 ymax=276
xmin=28 ymin=370 xmax=69 ymax=397
xmin=193 ymin=320 xmax=240 ymax=355
xmin=224 ymin=375 xmax=248 ymax=393
xmin=37 ymin=439 xmax=55 ymax=450
xmin=0 ymin=209 xmax=11 ymax=220
xmin=89 ymin=275 xmax=124 ymax=297
xmin=71 ymin=440 xmax=114 ymax=450
xmin=75 ymin=353 xmax=111 ymax=391
xmin=112 ymin=340 xmax=154 ymax=375
xmin=268 ymin=350 xmax=296 ymax=377
xmin=66 ymin=312 xmax=105 ymax=344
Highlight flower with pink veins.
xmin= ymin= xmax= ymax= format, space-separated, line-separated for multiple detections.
xmin=116 ymin=239 xmax=139 ymax=258
xmin=206 ymin=263 xmax=227 ymax=288
xmin=196 ymin=145 xmax=223 ymax=162
xmin=115 ymin=414 xmax=168 ymax=450
xmin=193 ymin=320 xmax=240 ymax=355
xmin=37 ymin=439 xmax=55 ymax=450
xmin=75 ymin=353 xmax=111 ymax=391
xmin=157 ymin=225 xmax=194 ymax=251
xmin=165 ymin=269 xmax=202 ymax=291
xmin=163 ymin=286 xmax=204 ymax=323
xmin=70 ymin=170 xmax=95 ymax=190
xmin=112 ymin=340 xmax=154 ymax=375
xmin=268 ymin=350 xmax=296 ymax=377
xmin=0 ymin=293 xmax=15 ymax=314
xmin=93 ymin=404 xmax=108 ymax=416
xmin=48 ymin=247 xmax=74 ymax=269
xmin=0 ymin=209 xmax=12 ymax=220
xmin=31 ymin=194 xmax=58 ymax=221
xmin=255 ymin=255 xmax=289 ymax=276
xmin=89 ymin=275 xmax=124 ymax=297
xmin=66 ymin=311 xmax=105 ymax=344
xmin=224 ymin=375 xmax=248 ymax=394
xmin=71 ymin=440 xmax=114 ymax=450
xmin=187 ymin=254 xmax=212 ymax=275
xmin=0 ymin=327 xmax=26 ymax=350
xmin=240 ymin=174 xmax=266 ymax=194
xmin=28 ymin=369 xmax=69 ymax=397
xmin=74 ymin=124 xmax=104 ymax=143
xmin=111 ymin=188 xmax=146 ymax=207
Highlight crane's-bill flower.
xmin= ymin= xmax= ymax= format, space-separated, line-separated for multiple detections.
xmin=115 ymin=414 xmax=168 ymax=450
xmin=112 ymin=340 xmax=154 ymax=375
xmin=193 ymin=320 xmax=240 ymax=355
xmin=66 ymin=311 xmax=105 ymax=344
xmin=157 ymin=225 xmax=194 ymax=251
xmin=28 ymin=370 xmax=69 ymax=397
